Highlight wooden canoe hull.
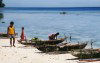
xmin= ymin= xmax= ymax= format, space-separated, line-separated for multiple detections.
xmin=17 ymin=40 xmax=35 ymax=45
xmin=72 ymin=49 xmax=100 ymax=59
xmin=34 ymin=39 xmax=65 ymax=45
xmin=0 ymin=33 xmax=18 ymax=38
xmin=36 ymin=43 xmax=87 ymax=52
xmin=59 ymin=43 xmax=87 ymax=51
xmin=19 ymin=38 xmax=66 ymax=45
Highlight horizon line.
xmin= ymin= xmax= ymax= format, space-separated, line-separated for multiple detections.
xmin=3 ymin=6 xmax=98 ymax=8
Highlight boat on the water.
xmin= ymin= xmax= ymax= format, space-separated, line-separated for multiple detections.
xmin=60 ymin=12 xmax=67 ymax=14
xmin=18 ymin=37 xmax=66 ymax=45
xmin=36 ymin=43 xmax=87 ymax=52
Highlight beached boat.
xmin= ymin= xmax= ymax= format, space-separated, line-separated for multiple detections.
xmin=36 ymin=43 xmax=87 ymax=52
xmin=32 ymin=38 xmax=66 ymax=45
xmin=0 ymin=32 xmax=18 ymax=38
xmin=58 ymin=43 xmax=87 ymax=51
xmin=72 ymin=49 xmax=100 ymax=59
xmin=18 ymin=37 xmax=66 ymax=45
xmin=18 ymin=40 xmax=34 ymax=45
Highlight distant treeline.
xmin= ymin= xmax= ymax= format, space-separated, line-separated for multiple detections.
xmin=0 ymin=0 xmax=5 ymax=7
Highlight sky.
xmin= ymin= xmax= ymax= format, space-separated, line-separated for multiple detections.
xmin=3 ymin=0 xmax=100 ymax=7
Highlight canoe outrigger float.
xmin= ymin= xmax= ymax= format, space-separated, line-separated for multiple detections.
xmin=36 ymin=43 xmax=87 ymax=52
xmin=18 ymin=37 xmax=67 ymax=45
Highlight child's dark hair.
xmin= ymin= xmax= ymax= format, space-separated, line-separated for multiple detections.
xmin=22 ymin=27 xmax=24 ymax=29
xmin=56 ymin=32 xmax=59 ymax=35
xmin=10 ymin=21 xmax=14 ymax=25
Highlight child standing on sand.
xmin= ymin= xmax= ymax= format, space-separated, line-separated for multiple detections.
xmin=20 ymin=27 xmax=26 ymax=41
xmin=7 ymin=21 xmax=15 ymax=47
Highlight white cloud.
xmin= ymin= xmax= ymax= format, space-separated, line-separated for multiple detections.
xmin=4 ymin=0 xmax=100 ymax=7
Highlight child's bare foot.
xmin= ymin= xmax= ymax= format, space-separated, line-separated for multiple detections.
xmin=13 ymin=45 xmax=16 ymax=47
xmin=10 ymin=45 xmax=12 ymax=47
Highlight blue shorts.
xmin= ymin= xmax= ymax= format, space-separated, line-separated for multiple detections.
xmin=9 ymin=35 xmax=15 ymax=38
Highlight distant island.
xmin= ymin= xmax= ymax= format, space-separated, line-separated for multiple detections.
xmin=0 ymin=0 xmax=5 ymax=7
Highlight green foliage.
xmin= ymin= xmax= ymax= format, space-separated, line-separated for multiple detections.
xmin=32 ymin=37 xmax=40 ymax=41
xmin=0 ymin=0 xmax=5 ymax=7
xmin=0 ymin=13 xmax=3 ymax=19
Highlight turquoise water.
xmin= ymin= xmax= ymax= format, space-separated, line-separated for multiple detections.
xmin=0 ymin=8 xmax=100 ymax=48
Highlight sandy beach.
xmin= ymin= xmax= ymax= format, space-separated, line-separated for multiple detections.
xmin=0 ymin=38 xmax=99 ymax=63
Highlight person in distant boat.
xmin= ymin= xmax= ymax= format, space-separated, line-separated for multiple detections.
xmin=7 ymin=21 xmax=16 ymax=47
xmin=20 ymin=27 xmax=26 ymax=41
xmin=60 ymin=12 xmax=66 ymax=14
xmin=49 ymin=32 xmax=59 ymax=40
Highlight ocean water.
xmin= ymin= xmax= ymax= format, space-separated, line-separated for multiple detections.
xmin=0 ymin=7 xmax=100 ymax=48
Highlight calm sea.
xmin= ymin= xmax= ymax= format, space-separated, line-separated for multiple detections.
xmin=0 ymin=7 xmax=100 ymax=48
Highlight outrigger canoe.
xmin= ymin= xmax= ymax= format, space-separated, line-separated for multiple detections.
xmin=32 ymin=38 xmax=66 ymax=45
xmin=0 ymin=32 xmax=18 ymax=38
xmin=58 ymin=43 xmax=87 ymax=51
xmin=72 ymin=49 xmax=100 ymax=59
xmin=36 ymin=43 xmax=87 ymax=52
xmin=18 ymin=37 xmax=66 ymax=45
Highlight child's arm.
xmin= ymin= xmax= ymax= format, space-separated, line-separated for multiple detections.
xmin=14 ymin=27 xmax=15 ymax=35
xmin=7 ymin=27 xmax=9 ymax=36
xmin=55 ymin=36 xmax=57 ymax=39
